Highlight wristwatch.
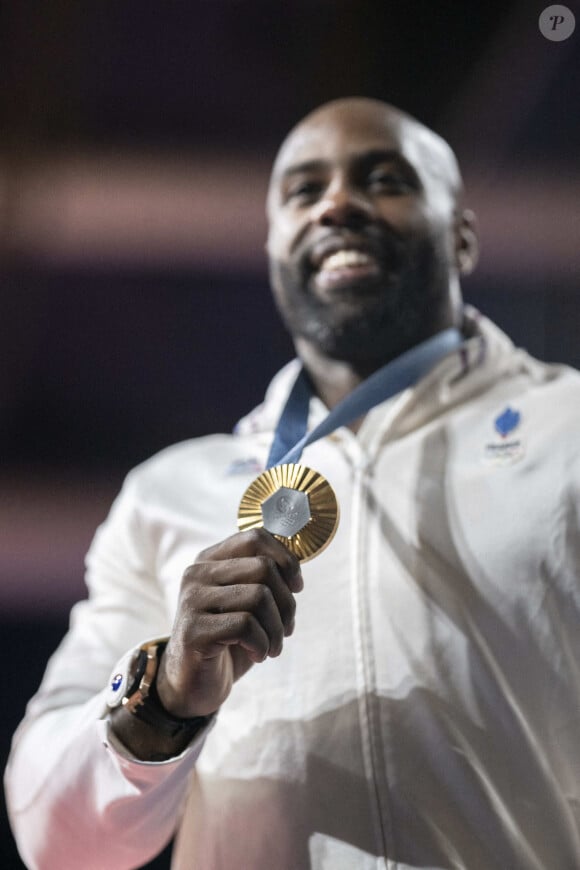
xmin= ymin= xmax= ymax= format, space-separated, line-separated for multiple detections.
xmin=106 ymin=639 xmax=213 ymax=739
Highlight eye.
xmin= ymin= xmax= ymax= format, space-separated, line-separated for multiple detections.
xmin=367 ymin=168 xmax=414 ymax=195
xmin=285 ymin=179 xmax=324 ymax=204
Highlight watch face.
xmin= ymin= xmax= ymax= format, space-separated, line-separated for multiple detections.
xmin=105 ymin=650 xmax=134 ymax=708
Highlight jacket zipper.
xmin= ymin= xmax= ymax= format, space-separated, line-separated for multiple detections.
xmin=351 ymin=460 xmax=393 ymax=866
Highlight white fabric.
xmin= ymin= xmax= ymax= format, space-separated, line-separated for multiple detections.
xmin=5 ymin=308 xmax=580 ymax=869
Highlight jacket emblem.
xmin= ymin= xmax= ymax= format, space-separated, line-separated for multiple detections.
xmin=226 ymin=457 xmax=264 ymax=476
xmin=483 ymin=406 xmax=524 ymax=465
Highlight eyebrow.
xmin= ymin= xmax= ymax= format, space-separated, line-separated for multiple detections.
xmin=280 ymin=149 xmax=412 ymax=180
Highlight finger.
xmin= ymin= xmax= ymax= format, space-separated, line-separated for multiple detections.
xmin=194 ymin=583 xmax=286 ymax=656
xmin=185 ymin=611 xmax=271 ymax=664
xmin=191 ymin=557 xmax=296 ymax=635
xmin=197 ymin=528 xmax=303 ymax=592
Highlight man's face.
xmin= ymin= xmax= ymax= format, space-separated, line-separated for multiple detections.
xmin=267 ymin=102 xmax=467 ymax=365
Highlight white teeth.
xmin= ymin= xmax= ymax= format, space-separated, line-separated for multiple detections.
xmin=320 ymin=249 xmax=373 ymax=271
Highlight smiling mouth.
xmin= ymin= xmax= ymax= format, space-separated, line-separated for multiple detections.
xmin=313 ymin=248 xmax=381 ymax=291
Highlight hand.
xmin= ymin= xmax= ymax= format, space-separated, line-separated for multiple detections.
xmin=155 ymin=528 xmax=303 ymax=718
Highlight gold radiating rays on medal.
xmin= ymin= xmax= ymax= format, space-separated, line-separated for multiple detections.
xmin=237 ymin=463 xmax=339 ymax=562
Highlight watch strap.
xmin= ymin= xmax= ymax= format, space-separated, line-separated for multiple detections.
xmin=122 ymin=645 xmax=157 ymax=714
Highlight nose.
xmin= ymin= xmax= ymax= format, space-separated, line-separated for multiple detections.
xmin=311 ymin=177 xmax=372 ymax=228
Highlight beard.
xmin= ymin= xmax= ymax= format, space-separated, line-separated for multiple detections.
xmin=269 ymin=231 xmax=454 ymax=368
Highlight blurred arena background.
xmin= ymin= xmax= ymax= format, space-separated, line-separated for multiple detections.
xmin=1 ymin=2 xmax=578 ymax=867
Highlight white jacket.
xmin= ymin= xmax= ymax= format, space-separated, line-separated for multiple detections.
xmin=6 ymin=309 xmax=580 ymax=870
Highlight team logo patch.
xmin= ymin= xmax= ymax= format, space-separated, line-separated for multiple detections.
xmin=494 ymin=406 xmax=521 ymax=437
xmin=105 ymin=666 xmax=129 ymax=707
xmin=483 ymin=406 xmax=524 ymax=465
xmin=225 ymin=457 xmax=264 ymax=476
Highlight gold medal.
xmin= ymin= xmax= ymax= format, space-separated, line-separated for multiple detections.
xmin=237 ymin=463 xmax=339 ymax=562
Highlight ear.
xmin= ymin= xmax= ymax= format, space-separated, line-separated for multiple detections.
xmin=454 ymin=208 xmax=479 ymax=276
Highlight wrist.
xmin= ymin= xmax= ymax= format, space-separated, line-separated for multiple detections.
xmin=106 ymin=639 xmax=215 ymax=757
xmin=137 ymin=641 xmax=214 ymax=738
xmin=109 ymin=705 xmax=197 ymax=762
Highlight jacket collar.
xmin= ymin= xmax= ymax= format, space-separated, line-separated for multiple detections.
xmin=235 ymin=307 xmax=518 ymax=443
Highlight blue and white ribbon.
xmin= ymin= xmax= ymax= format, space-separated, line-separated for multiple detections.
xmin=267 ymin=327 xmax=463 ymax=469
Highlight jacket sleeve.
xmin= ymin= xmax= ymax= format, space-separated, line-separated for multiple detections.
xmin=4 ymin=466 xmax=212 ymax=870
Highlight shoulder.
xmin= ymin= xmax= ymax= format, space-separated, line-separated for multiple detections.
xmin=506 ymin=358 xmax=580 ymax=482
xmin=123 ymin=433 xmax=266 ymax=505
xmin=520 ymin=358 xmax=580 ymax=426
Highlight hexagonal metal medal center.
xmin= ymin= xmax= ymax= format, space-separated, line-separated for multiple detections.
xmin=261 ymin=486 xmax=311 ymax=537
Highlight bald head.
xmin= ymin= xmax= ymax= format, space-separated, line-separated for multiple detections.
xmin=269 ymin=97 xmax=463 ymax=213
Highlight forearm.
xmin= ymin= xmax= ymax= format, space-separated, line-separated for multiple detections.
xmin=5 ymin=698 xmax=209 ymax=870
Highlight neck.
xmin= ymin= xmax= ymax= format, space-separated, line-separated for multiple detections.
xmin=295 ymin=298 xmax=465 ymax=412
xmin=295 ymin=319 xmax=464 ymax=423
xmin=295 ymin=339 xmax=367 ymax=411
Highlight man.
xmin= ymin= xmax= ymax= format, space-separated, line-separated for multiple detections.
xmin=6 ymin=98 xmax=580 ymax=869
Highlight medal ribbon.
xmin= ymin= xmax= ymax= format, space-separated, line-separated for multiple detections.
xmin=267 ymin=327 xmax=463 ymax=468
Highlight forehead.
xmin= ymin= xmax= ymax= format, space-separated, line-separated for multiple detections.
xmin=279 ymin=111 xmax=399 ymax=166
xmin=271 ymin=106 xmax=456 ymax=192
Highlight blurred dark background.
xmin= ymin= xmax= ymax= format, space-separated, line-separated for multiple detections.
xmin=1 ymin=1 xmax=579 ymax=867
